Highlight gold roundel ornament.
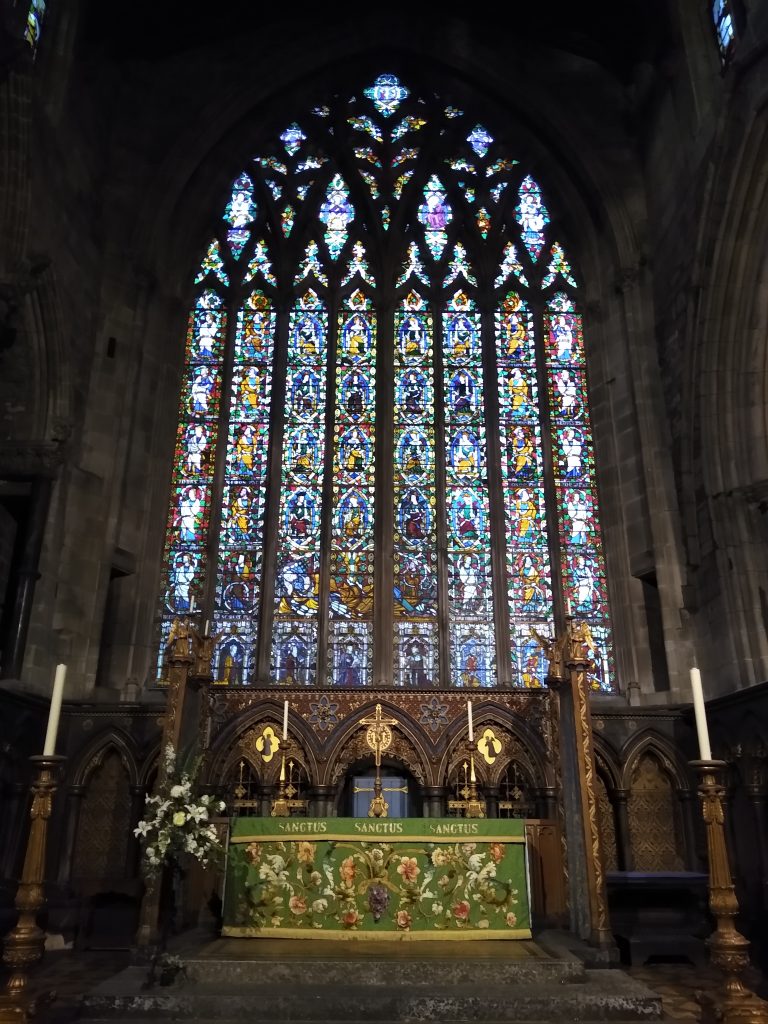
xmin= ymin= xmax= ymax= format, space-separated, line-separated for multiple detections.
xmin=366 ymin=723 xmax=393 ymax=753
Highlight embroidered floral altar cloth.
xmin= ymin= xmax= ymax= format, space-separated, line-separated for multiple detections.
xmin=223 ymin=817 xmax=530 ymax=939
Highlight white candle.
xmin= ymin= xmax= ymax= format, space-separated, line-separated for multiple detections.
xmin=565 ymin=597 xmax=572 ymax=617
xmin=43 ymin=664 xmax=67 ymax=756
xmin=204 ymin=620 xmax=210 ymax=637
xmin=189 ymin=595 xmax=196 ymax=614
xmin=467 ymin=700 xmax=474 ymax=742
xmin=690 ymin=667 xmax=712 ymax=761
xmin=283 ymin=700 xmax=289 ymax=741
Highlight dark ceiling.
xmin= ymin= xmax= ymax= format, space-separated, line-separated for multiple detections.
xmin=84 ymin=0 xmax=676 ymax=83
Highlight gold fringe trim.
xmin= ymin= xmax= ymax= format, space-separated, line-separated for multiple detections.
xmin=221 ymin=925 xmax=532 ymax=941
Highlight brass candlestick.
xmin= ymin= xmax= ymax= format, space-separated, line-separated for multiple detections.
xmin=464 ymin=750 xmax=486 ymax=819
xmin=693 ymin=759 xmax=768 ymax=1024
xmin=0 ymin=754 xmax=66 ymax=1023
xmin=271 ymin=753 xmax=290 ymax=817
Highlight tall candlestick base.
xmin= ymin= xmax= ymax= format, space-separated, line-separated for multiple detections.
xmin=270 ymin=755 xmax=290 ymax=817
xmin=692 ymin=760 xmax=768 ymax=1024
xmin=464 ymin=752 xmax=486 ymax=819
xmin=0 ymin=755 xmax=65 ymax=1024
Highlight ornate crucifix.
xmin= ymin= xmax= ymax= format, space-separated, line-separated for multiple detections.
xmin=358 ymin=703 xmax=399 ymax=818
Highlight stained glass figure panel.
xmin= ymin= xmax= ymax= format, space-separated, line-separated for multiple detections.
xmin=156 ymin=291 xmax=226 ymax=679
xmin=212 ymin=291 xmax=276 ymax=682
xmin=495 ymin=292 xmax=554 ymax=684
xmin=418 ymin=176 xmax=452 ymax=259
xmin=516 ymin=177 xmax=549 ymax=261
xmin=394 ymin=622 xmax=438 ymax=688
xmin=393 ymin=292 xmax=439 ymax=682
xmin=328 ymin=291 xmax=376 ymax=686
xmin=443 ymin=291 xmax=496 ymax=688
xmin=545 ymin=292 xmax=615 ymax=690
xmin=271 ymin=291 xmax=328 ymax=684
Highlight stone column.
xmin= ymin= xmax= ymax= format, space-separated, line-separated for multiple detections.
xmin=485 ymin=784 xmax=500 ymax=820
xmin=613 ymin=788 xmax=634 ymax=871
xmin=55 ymin=784 xmax=84 ymax=885
xmin=421 ymin=786 xmax=445 ymax=818
xmin=309 ymin=785 xmax=334 ymax=817
xmin=539 ymin=786 xmax=558 ymax=821
xmin=3 ymin=477 xmax=52 ymax=679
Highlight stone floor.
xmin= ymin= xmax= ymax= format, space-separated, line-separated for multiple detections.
xmin=5 ymin=947 xmax=768 ymax=1023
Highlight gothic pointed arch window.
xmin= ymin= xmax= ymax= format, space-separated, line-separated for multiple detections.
xmin=711 ymin=0 xmax=736 ymax=62
xmin=156 ymin=73 xmax=616 ymax=692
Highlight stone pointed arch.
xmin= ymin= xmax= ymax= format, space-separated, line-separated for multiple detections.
xmin=620 ymin=729 xmax=689 ymax=791
xmin=70 ymin=728 xmax=139 ymax=789
xmin=206 ymin=699 xmax=319 ymax=788
xmin=324 ymin=699 xmax=431 ymax=789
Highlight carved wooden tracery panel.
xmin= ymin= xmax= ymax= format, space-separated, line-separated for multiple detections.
xmin=595 ymin=771 xmax=618 ymax=871
xmin=72 ymin=749 xmax=132 ymax=884
xmin=627 ymin=752 xmax=683 ymax=871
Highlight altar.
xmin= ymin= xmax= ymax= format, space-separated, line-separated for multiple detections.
xmin=222 ymin=817 xmax=531 ymax=940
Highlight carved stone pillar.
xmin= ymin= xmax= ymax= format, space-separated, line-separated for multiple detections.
xmin=537 ymin=786 xmax=557 ymax=821
xmin=612 ymin=788 xmax=634 ymax=871
xmin=55 ymin=785 xmax=84 ymax=885
xmin=485 ymin=784 xmax=500 ymax=820
xmin=260 ymin=785 xmax=275 ymax=817
xmin=310 ymin=785 xmax=334 ymax=817
xmin=421 ymin=786 xmax=445 ymax=818
xmin=3 ymin=477 xmax=52 ymax=679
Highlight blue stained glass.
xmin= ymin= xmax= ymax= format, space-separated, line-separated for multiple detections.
xmin=280 ymin=123 xmax=306 ymax=156
xmin=467 ymin=125 xmax=493 ymax=158
xmin=348 ymin=116 xmax=382 ymax=143
xmin=364 ymin=73 xmax=408 ymax=117
xmin=516 ymin=176 xmax=550 ymax=261
xmin=319 ymin=175 xmax=355 ymax=259
xmin=418 ymin=176 xmax=452 ymax=259
xmin=712 ymin=0 xmax=735 ymax=58
xmin=24 ymin=0 xmax=46 ymax=54
xmin=295 ymin=241 xmax=328 ymax=286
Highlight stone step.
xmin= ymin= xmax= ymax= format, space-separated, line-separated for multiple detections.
xmin=81 ymin=970 xmax=663 ymax=1022
xmin=181 ymin=954 xmax=586 ymax=986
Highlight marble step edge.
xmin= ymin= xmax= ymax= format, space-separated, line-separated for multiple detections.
xmin=181 ymin=958 xmax=586 ymax=985
xmin=81 ymin=988 xmax=663 ymax=1023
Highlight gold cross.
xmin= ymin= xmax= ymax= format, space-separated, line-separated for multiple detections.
xmin=359 ymin=703 xmax=399 ymax=767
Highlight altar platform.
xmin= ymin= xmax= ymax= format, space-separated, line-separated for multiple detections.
xmin=222 ymin=817 xmax=531 ymax=939
xmin=80 ymin=932 xmax=665 ymax=1023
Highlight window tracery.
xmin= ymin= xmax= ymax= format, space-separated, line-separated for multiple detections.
xmin=156 ymin=73 xmax=616 ymax=692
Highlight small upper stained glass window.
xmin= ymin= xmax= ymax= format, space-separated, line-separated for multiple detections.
xmin=364 ymin=74 xmax=408 ymax=117
xmin=24 ymin=0 xmax=46 ymax=56
xmin=712 ymin=0 xmax=735 ymax=61
xmin=467 ymin=126 xmax=493 ymax=158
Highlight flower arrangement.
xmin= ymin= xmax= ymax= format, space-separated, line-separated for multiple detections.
xmin=134 ymin=744 xmax=226 ymax=877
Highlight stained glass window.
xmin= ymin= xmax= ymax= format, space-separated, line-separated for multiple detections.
xmin=443 ymin=291 xmax=495 ymax=688
xmin=711 ymin=0 xmax=735 ymax=61
xmin=271 ymin=291 xmax=328 ymax=686
xmin=154 ymin=72 xmax=618 ymax=692
xmin=24 ymin=0 xmax=46 ymax=56
xmin=328 ymin=291 xmax=376 ymax=687
xmin=393 ymin=291 xmax=438 ymax=687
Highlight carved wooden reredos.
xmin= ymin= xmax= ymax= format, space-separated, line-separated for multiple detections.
xmin=205 ymin=689 xmax=555 ymax=793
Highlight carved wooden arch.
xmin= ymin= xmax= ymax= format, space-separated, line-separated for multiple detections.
xmin=324 ymin=701 xmax=431 ymax=788
xmin=436 ymin=703 xmax=554 ymax=789
xmin=139 ymin=743 xmax=162 ymax=789
xmin=206 ymin=703 xmax=319 ymax=788
xmin=70 ymin=729 xmax=139 ymax=789
xmin=620 ymin=730 xmax=690 ymax=791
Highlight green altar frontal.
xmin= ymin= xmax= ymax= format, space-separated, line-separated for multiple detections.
xmin=223 ymin=817 xmax=531 ymax=940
